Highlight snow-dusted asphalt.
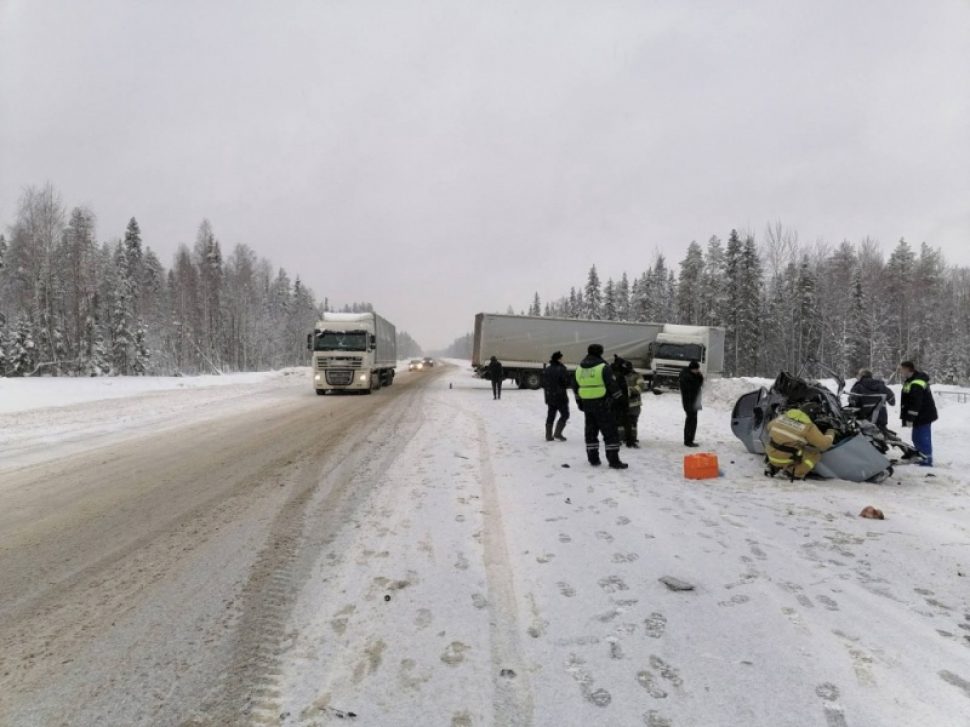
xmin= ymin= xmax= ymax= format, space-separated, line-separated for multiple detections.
xmin=1 ymin=364 xmax=969 ymax=727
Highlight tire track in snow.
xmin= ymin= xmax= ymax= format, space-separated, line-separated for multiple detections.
xmin=195 ymin=377 xmax=435 ymax=725
xmin=475 ymin=416 xmax=536 ymax=727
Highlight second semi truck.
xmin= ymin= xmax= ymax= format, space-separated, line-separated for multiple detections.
xmin=471 ymin=313 xmax=724 ymax=389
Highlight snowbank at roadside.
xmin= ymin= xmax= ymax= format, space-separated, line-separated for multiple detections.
xmin=0 ymin=369 xmax=306 ymax=415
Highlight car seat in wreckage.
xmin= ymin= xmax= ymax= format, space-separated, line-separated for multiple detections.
xmin=730 ymin=372 xmax=894 ymax=483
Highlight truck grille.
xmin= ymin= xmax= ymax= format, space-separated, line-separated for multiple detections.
xmin=325 ymin=370 xmax=355 ymax=386
xmin=655 ymin=364 xmax=686 ymax=378
xmin=316 ymin=356 xmax=363 ymax=370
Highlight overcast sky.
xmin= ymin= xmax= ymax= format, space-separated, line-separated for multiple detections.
xmin=2 ymin=0 xmax=968 ymax=349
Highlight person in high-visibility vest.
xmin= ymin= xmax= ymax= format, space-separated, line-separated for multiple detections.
xmin=899 ymin=360 xmax=938 ymax=467
xmin=572 ymin=343 xmax=628 ymax=469
xmin=764 ymin=403 xmax=835 ymax=479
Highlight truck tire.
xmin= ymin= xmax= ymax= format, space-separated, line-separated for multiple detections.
xmin=316 ymin=389 xmax=327 ymax=396
xmin=521 ymin=370 xmax=542 ymax=390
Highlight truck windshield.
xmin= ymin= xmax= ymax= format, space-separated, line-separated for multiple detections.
xmin=655 ymin=342 xmax=704 ymax=361
xmin=315 ymin=331 xmax=368 ymax=351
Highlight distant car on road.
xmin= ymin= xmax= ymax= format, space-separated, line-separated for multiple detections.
xmin=408 ymin=359 xmax=424 ymax=372
xmin=422 ymin=357 xmax=435 ymax=368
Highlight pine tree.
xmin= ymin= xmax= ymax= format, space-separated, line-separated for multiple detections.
xmin=110 ymin=244 xmax=135 ymax=375
xmin=529 ymin=292 xmax=541 ymax=316
xmin=913 ymin=243 xmax=944 ymax=365
xmin=616 ymin=273 xmax=630 ymax=321
xmin=796 ymin=255 xmax=820 ymax=373
xmin=736 ymin=236 xmax=763 ymax=374
xmin=724 ymin=230 xmax=744 ymax=374
xmin=132 ymin=320 xmax=151 ymax=374
xmin=584 ymin=265 xmax=602 ymax=319
xmin=0 ymin=317 xmax=8 ymax=375
xmin=700 ymin=236 xmax=727 ymax=327
xmin=884 ymin=238 xmax=915 ymax=362
xmin=124 ymin=217 xmax=144 ymax=306
xmin=677 ymin=241 xmax=705 ymax=324
xmin=10 ymin=316 xmax=36 ymax=376
xmin=631 ymin=273 xmax=649 ymax=321
xmin=845 ymin=266 xmax=869 ymax=374
xmin=603 ymin=278 xmax=617 ymax=320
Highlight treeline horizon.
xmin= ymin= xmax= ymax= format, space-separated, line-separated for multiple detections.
xmin=442 ymin=224 xmax=970 ymax=384
xmin=0 ymin=183 xmax=422 ymax=377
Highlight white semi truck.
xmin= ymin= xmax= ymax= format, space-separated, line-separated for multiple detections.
xmin=647 ymin=324 xmax=726 ymax=387
xmin=471 ymin=313 xmax=724 ymax=389
xmin=307 ymin=312 xmax=397 ymax=395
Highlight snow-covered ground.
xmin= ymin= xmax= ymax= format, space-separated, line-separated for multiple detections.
xmin=3 ymin=363 xmax=969 ymax=726
xmin=0 ymin=369 xmax=292 ymax=414
xmin=272 ymin=363 xmax=970 ymax=726
xmin=0 ymin=369 xmax=310 ymax=471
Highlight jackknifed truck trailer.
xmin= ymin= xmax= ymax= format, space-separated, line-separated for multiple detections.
xmin=307 ymin=312 xmax=397 ymax=395
xmin=471 ymin=313 xmax=724 ymax=389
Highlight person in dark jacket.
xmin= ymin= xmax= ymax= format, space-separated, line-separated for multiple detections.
xmin=679 ymin=360 xmax=704 ymax=447
xmin=488 ymin=356 xmax=504 ymax=400
xmin=543 ymin=351 xmax=570 ymax=441
xmin=621 ymin=359 xmax=645 ymax=447
xmin=849 ymin=369 xmax=895 ymax=429
xmin=611 ymin=356 xmax=631 ymax=445
xmin=572 ymin=343 xmax=628 ymax=468
xmin=899 ymin=361 xmax=938 ymax=466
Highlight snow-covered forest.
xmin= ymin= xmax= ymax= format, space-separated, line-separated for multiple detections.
xmin=0 ymin=184 xmax=422 ymax=376
xmin=522 ymin=225 xmax=970 ymax=383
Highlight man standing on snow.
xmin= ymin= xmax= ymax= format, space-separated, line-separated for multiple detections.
xmin=622 ymin=359 xmax=645 ymax=447
xmin=488 ymin=356 xmax=504 ymax=400
xmin=611 ymin=356 xmax=632 ymax=446
xmin=573 ymin=343 xmax=628 ymax=469
xmin=543 ymin=351 xmax=570 ymax=441
xmin=679 ymin=360 xmax=704 ymax=447
xmin=849 ymin=369 xmax=895 ymax=430
xmin=899 ymin=360 xmax=938 ymax=466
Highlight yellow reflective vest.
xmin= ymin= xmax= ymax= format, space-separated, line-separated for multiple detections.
xmin=576 ymin=363 xmax=607 ymax=400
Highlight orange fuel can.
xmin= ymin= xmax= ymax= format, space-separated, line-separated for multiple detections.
xmin=684 ymin=452 xmax=720 ymax=480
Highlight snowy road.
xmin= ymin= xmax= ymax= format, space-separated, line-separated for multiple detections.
xmin=1 ymin=365 xmax=969 ymax=726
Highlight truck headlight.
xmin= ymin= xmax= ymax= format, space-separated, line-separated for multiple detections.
xmin=359 ymin=374 xmax=367 ymax=381
xmin=314 ymin=374 xmax=321 ymax=381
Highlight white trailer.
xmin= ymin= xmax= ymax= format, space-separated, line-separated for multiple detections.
xmin=647 ymin=324 xmax=726 ymax=386
xmin=307 ymin=312 xmax=397 ymax=395
xmin=472 ymin=313 xmax=662 ymax=389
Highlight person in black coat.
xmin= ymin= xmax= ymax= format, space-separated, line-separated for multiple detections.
xmin=679 ymin=360 xmax=704 ymax=447
xmin=899 ymin=360 xmax=938 ymax=466
xmin=572 ymin=343 xmax=627 ymax=468
xmin=488 ymin=356 xmax=504 ymax=400
xmin=611 ymin=356 xmax=632 ymax=446
xmin=542 ymin=351 xmax=570 ymax=441
xmin=849 ymin=369 xmax=895 ymax=429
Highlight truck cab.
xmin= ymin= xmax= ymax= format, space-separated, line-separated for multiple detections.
xmin=647 ymin=325 xmax=725 ymax=387
xmin=307 ymin=312 xmax=397 ymax=395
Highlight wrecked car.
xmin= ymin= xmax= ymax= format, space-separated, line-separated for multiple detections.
xmin=731 ymin=371 xmax=925 ymax=483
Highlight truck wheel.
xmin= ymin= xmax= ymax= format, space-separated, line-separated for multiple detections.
xmin=522 ymin=371 xmax=542 ymax=390
xmin=316 ymin=389 xmax=327 ymax=396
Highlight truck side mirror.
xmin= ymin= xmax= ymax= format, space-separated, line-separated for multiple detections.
xmin=370 ymin=334 xmax=377 ymax=349
xmin=306 ymin=333 xmax=312 ymax=351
